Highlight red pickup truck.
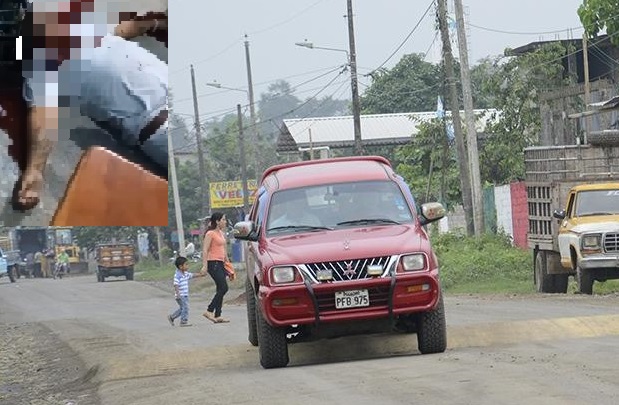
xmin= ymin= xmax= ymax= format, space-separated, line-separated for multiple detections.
xmin=234 ymin=156 xmax=447 ymax=368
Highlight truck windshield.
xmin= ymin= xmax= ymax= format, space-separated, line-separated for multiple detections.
xmin=575 ymin=189 xmax=619 ymax=217
xmin=266 ymin=180 xmax=414 ymax=234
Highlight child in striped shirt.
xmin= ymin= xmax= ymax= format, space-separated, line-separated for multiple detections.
xmin=168 ymin=256 xmax=206 ymax=327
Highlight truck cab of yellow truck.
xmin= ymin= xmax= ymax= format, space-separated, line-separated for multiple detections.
xmin=552 ymin=183 xmax=619 ymax=294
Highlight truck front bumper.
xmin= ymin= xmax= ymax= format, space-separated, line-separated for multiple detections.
xmin=579 ymin=254 xmax=619 ymax=269
xmin=258 ymin=271 xmax=441 ymax=327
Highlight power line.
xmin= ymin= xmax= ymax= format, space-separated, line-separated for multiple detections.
xmin=172 ymin=64 xmax=346 ymax=105
xmin=367 ymin=0 xmax=435 ymax=77
xmin=467 ymin=22 xmax=583 ymax=36
xmin=169 ymin=1 xmax=328 ymax=76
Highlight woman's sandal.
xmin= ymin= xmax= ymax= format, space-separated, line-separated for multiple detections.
xmin=202 ymin=311 xmax=217 ymax=323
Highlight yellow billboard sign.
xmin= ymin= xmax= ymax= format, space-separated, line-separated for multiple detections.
xmin=209 ymin=180 xmax=258 ymax=209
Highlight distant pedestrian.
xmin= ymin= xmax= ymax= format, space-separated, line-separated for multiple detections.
xmin=33 ymin=251 xmax=42 ymax=277
xmin=202 ymin=212 xmax=232 ymax=324
xmin=168 ymin=256 xmax=206 ymax=327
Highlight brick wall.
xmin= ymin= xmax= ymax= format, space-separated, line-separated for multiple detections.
xmin=509 ymin=181 xmax=529 ymax=249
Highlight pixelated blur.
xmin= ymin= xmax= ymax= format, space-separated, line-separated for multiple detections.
xmin=0 ymin=0 xmax=168 ymax=226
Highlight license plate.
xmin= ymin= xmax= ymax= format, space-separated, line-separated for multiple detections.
xmin=335 ymin=289 xmax=369 ymax=309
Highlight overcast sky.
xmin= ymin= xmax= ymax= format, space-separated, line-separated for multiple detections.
xmin=169 ymin=0 xmax=585 ymax=123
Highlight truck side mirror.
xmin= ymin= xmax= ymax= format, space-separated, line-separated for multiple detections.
xmin=552 ymin=209 xmax=566 ymax=220
xmin=234 ymin=221 xmax=258 ymax=242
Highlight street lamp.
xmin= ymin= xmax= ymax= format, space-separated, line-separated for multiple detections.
xmin=294 ymin=41 xmax=349 ymax=63
xmin=295 ymin=40 xmax=363 ymax=155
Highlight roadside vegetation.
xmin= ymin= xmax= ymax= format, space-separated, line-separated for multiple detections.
xmin=434 ymin=231 xmax=619 ymax=295
xmin=134 ymin=232 xmax=619 ymax=296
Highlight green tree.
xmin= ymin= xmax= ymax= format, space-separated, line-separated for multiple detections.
xmin=578 ymin=0 xmax=619 ymax=44
xmin=361 ymin=53 xmax=441 ymax=114
xmin=478 ymin=43 xmax=573 ymax=183
xmin=72 ymin=227 xmax=141 ymax=250
xmin=394 ymin=118 xmax=461 ymax=208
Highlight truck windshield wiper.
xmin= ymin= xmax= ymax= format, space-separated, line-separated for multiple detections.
xmin=579 ymin=212 xmax=616 ymax=217
xmin=267 ymin=225 xmax=333 ymax=233
xmin=336 ymin=218 xmax=401 ymax=226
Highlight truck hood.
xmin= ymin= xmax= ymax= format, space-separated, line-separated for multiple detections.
xmin=264 ymin=224 xmax=424 ymax=265
xmin=570 ymin=216 xmax=619 ymax=234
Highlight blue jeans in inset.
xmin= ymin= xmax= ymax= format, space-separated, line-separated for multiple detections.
xmin=171 ymin=295 xmax=189 ymax=324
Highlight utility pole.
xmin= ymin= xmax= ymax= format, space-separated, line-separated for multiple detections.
xmin=244 ymin=35 xmax=261 ymax=180
xmin=437 ymin=0 xmax=474 ymax=236
xmin=168 ymin=121 xmax=186 ymax=256
xmin=237 ymin=104 xmax=250 ymax=213
xmin=346 ymin=0 xmax=363 ymax=156
xmin=190 ymin=64 xmax=209 ymax=218
xmin=582 ymin=28 xmax=591 ymax=144
xmin=156 ymin=226 xmax=164 ymax=267
xmin=454 ymin=0 xmax=484 ymax=236
xmin=244 ymin=35 xmax=258 ymax=145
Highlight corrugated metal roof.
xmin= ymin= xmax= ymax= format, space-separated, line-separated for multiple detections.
xmin=280 ymin=109 xmax=499 ymax=152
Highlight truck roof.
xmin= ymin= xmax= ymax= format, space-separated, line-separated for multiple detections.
xmin=571 ymin=182 xmax=619 ymax=192
xmin=261 ymin=156 xmax=395 ymax=191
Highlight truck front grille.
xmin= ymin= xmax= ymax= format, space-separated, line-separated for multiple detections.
xmin=305 ymin=256 xmax=391 ymax=282
xmin=604 ymin=233 xmax=619 ymax=253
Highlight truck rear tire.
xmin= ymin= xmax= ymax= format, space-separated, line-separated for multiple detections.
xmin=246 ymin=277 xmax=258 ymax=347
xmin=256 ymin=302 xmax=289 ymax=369
xmin=576 ymin=265 xmax=594 ymax=295
xmin=8 ymin=266 xmax=16 ymax=283
xmin=417 ymin=293 xmax=447 ymax=354
xmin=535 ymin=251 xmax=559 ymax=293
xmin=126 ymin=267 xmax=134 ymax=281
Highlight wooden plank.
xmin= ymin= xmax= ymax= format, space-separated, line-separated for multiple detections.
xmin=51 ymin=147 xmax=168 ymax=226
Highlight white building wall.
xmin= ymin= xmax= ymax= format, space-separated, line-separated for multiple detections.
xmin=494 ymin=185 xmax=513 ymax=239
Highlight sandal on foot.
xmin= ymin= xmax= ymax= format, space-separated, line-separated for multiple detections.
xmin=202 ymin=311 xmax=217 ymax=323
xmin=215 ymin=317 xmax=230 ymax=323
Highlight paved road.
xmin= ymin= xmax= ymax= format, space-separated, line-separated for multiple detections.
xmin=0 ymin=0 xmax=168 ymax=226
xmin=1 ymin=274 xmax=619 ymax=405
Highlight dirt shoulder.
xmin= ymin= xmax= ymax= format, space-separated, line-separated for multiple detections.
xmin=0 ymin=322 xmax=100 ymax=405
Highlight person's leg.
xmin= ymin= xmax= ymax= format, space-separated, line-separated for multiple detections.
xmin=207 ymin=262 xmax=229 ymax=318
xmin=180 ymin=296 xmax=189 ymax=324
xmin=138 ymin=118 xmax=167 ymax=170
xmin=170 ymin=297 xmax=182 ymax=320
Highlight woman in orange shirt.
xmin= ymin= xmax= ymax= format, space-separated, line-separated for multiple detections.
xmin=202 ymin=212 xmax=231 ymax=323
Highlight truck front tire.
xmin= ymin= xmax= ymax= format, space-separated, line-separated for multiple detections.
xmin=576 ymin=265 xmax=594 ymax=295
xmin=417 ymin=293 xmax=447 ymax=354
xmin=256 ymin=302 xmax=289 ymax=369
xmin=246 ymin=277 xmax=258 ymax=347
xmin=8 ymin=266 xmax=16 ymax=283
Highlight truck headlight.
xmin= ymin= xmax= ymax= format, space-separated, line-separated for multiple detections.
xmin=402 ymin=254 xmax=426 ymax=271
xmin=271 ymin=266 xmax=296 ymax=284
xmin=582 ymin=234 xmax=601 ymax=250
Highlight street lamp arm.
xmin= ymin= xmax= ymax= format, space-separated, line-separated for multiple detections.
xmin=295 ymin=41 xmax=349 ymax=61
xmin=206 ymin=82 xmax=248 ymax=94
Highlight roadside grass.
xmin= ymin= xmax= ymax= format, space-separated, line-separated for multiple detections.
xmin=432 ymin=231 xmax=534 ymax=295
xmin=134 ymin=257 xmax=245 ymax=294
xmin=433 ymin=230 xmax=619 ymax=295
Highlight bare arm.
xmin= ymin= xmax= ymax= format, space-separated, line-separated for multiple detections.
xmin=201 ymin=233 xmax=212 ymax=271
xmin=114 ymin=12 xmax=167 ymax=40
xmin=27 ymin=106 xmax=58 ymax=174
